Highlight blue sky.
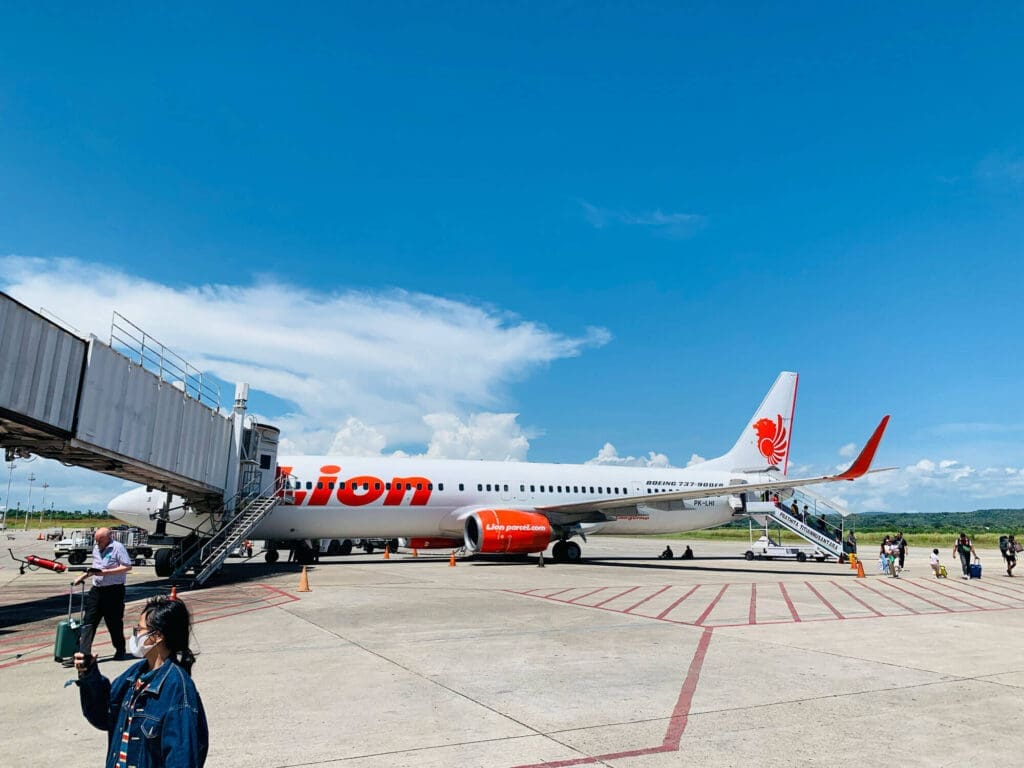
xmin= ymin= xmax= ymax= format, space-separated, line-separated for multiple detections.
xmin=2 ymin=3 xmax=1023 ymax=515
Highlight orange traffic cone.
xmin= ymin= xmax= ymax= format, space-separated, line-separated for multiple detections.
xmin=383 ymin=546 xmax=390 ymax=560
xmin=849 ymin=553 xmax=859 ymax=570
xmin=169 ymin=585 xmax=178 ymax=600
xmin=297 ymin=566 xmax=311 ymax=592
xmin=37 ymin=532 xmax=44 ymax=540
xmin=412 ymin=548 xmax=418 ymax=558
xmin=856 ymin=561 xmax=866 ymax=578
xmin=449 ymin=551 xmax=456 ymax=567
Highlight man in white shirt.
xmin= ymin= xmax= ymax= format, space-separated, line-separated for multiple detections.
xmin=73 ymin=528 xmax=133 ymax=660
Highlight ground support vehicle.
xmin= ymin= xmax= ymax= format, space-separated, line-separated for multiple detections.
xmin=53 ymin=526 xmax=154 ymax=565
xmin=743 ymin=534 xmax=832 ymax=563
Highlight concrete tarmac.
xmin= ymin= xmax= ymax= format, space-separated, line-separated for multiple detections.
xmin=2 ymin=529 xmax=1021 ymax=767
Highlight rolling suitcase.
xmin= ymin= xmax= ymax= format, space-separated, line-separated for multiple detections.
xmin=54 ymin=583 xmax=85 ymax=662
xmin=969 ymin=561 xmax=982 ymax=579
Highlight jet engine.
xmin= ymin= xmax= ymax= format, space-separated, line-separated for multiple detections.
xmin=463 ymin=509 xmax=553 ymax=554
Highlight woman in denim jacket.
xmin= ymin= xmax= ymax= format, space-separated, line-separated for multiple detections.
xmin=75 ymin=596 xmax=208 ymax=768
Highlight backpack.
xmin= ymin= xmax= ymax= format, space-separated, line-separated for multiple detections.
xmin=1000 ymin=535 xmax=1009 ymax=555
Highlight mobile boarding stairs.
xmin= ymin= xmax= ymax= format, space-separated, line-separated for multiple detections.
xmin=740 ymin=487 xmax=848 ymax=561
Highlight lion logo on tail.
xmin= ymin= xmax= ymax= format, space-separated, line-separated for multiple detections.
xmin=753 ymin=415 xmax=788 ymax=465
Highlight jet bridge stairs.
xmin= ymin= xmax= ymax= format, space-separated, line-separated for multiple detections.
xmin=168 ymin=479 xmax=286 ymax=587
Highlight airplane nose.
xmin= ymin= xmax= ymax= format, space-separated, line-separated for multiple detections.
xmin=107 ymin=488 xmax=144 ymax=518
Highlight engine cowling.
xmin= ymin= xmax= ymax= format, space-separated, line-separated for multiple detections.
xmin=463 ymin=509 xmax=553 ymax=554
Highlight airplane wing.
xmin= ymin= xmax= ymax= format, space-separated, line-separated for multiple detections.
xmin=534 ymin=415 xmax=892 ymax=522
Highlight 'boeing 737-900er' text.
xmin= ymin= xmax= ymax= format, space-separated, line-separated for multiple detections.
xmin=108 ymin=372 xmax=890 ymax=564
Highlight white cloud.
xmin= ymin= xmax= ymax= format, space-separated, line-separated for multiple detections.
xmin=580 ymin=201 xmax=706 ymax=238
xmin=2 ymin=256 xmax=609 ymax=456
xmin=838 ymin=442 xmax=857 ymax=458
xmin=686 ymin=453 xmax=706 ymax=467
xmin=327 ymin=417 xmax=388 ymax=456
xmin=421 ymin=412 xmax=529 ymax=461
xmin=0 ymin=256 xmax=611 ymax=508
xmin=586 ymin=443 xmax=671 ymax=468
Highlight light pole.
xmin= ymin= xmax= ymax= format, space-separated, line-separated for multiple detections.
xmin=39 ymin=482 xmax=50 ymax=526
xmin=23 ymin=473 xmax=36 ymax=531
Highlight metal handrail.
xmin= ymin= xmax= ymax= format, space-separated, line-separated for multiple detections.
xmin=194 ymin=473 xmax=290 ymax=566
xmin=109 ymin=311 xmax=221 ymax=409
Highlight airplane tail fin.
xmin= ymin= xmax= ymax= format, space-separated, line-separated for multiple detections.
xmin=703 ymin=372 xmax=799 ymax=475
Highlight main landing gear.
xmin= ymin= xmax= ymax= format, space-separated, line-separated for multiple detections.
xmin=550 ymin=540 xmax=582 ymax=563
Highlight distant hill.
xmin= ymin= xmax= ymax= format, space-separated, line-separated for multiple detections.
xmin=851 ymin=509 xmax=1024 ymax=534
xmin=715 ymin=508 xmax=1024 ymax=534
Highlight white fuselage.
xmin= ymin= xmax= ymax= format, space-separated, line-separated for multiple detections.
xmin=110 ymin=455 xmax=746 ymax=540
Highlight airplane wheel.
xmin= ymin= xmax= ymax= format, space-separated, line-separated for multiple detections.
xmin=326 ymin=540 xmax=342 ymax=556
xmin=339 ymin=539 xmax=353 ymax=556
xmin=551 ymin=541 xmax=567 ymax=562
xmin=387 ymin=539 xmax=399 ymax=554
xmin=363 ymin=543 xmax=374 ymax=554
xmin=564 ymin=541 xmax=582 ymax=563
xmin=265 ymin=549 xmax=279 ymax=564
xmin=745 ymin=551 xmax=754 ymax=561
xmin=154 ymin=548 xmax=174 ymax=577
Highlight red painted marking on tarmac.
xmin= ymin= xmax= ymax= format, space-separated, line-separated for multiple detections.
xmin=592 ymin=586 xmax=640 ymax=608
xmin=855 ymin=580 xmax=919 ymax=614
xmin=881 ymin=579 xmax=953 ymax=612
xmin=912 ymin=578 xmax=988 ymax=609
xmin=778 ymin=582 xmax=801 ymax=622
xmin=805 ymin=581 xmax=844 ymax=619
xmin=941 ymin=577 xmax=1024 ymax=604
xmin=661 ymin=626 xmax=713 ymax=748
xmin=694 ymin=585 xmax=728 ymax=626
xmin=510 ymin=627 xmax=715 ymax=768
xmin=830 ymin=581 xmax=883 ymax=617
xmin=0 ymin=642 xmax=52 ymax=669
xmin=541 ymin=587 xmax=575 ymax=599
xmin=624 ymin=585 xmax=672 ymax=614
xmin=656 ymin=585 xmax=700 ymax=620
xmin=568 ymin=587 xmax=607 ymax=604
xmin=748 ymin=584 xmax=757 ymax=625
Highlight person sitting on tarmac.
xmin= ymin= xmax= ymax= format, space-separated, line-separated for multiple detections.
xmin=659 ymin=545 xmax=674 ymax=559
xmin=680 ymin=545 xmax=694 ymax=560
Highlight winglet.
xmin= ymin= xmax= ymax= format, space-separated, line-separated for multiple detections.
xmin=832 ymin=415 xmax=890 ymax=481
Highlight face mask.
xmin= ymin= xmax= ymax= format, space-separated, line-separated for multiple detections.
xmin=128 ymin=632 xmax=155 ymax=658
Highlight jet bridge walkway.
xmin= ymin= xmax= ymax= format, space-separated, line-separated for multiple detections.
xmin=0 ymin=291 xmax=235 ymax=509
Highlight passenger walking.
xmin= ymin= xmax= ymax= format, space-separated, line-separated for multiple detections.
xmin=896 ymin=532 xmax=909 ymax=571
xmin=952 ymin=532 xmax=977 ymax=580
xmin=930 ymin=548 xmax=945 ymax=578
xmin=1005 ymin=534 xmax=1018 ymax=577
xmin=73 ymin=527 xmax=133 ymax=660
xmin=790 ymin=500 xmax=799 ymax=520
xmin=885 ymin=537 xmax=900 ymax=578
xmin=74 ymin=596 xmax=208 ymax=768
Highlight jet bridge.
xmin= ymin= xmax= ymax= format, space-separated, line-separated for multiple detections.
xmin=0 ymin=291 xmax=263 ymax=510
xmin=1 ymin=291 xmax=292 ymax=584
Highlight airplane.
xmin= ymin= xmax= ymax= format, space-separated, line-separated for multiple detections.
xmin=108 ymin=372 xmax=890 ymax=565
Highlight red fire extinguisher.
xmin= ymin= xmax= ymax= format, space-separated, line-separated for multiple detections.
xmin=24 ymin=555 xmax=68 ymax=573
